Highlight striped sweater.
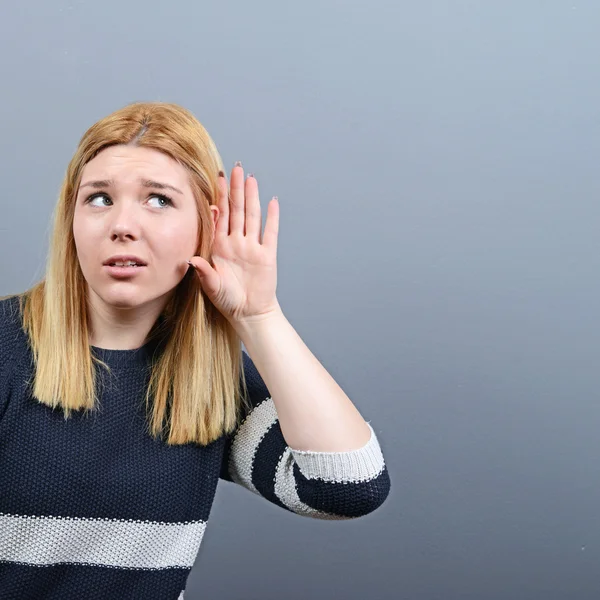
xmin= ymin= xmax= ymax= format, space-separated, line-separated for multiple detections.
xmin=0 ymin=295 xmax=391 ymax=599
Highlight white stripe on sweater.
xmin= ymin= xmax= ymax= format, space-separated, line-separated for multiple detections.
xmin=227 ymin=397 xmax=278 ymax=494
xmin=289 ymin=422 xmax=386 ymax=482
xmin=0 ymin=512 xmax=206 ymax=569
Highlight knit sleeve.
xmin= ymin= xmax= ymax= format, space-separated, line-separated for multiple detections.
xmin=219 ymin=351 xmax=391 ymax=519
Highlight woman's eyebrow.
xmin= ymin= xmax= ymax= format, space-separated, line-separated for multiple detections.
xmin=141 ymin=179 xmax=184 ymax=195
xmin=79 ymin=178 xmax=184 ymax=195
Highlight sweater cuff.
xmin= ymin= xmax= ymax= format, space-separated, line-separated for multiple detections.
xmin=289 ymin=422 xmax=385 ymax=483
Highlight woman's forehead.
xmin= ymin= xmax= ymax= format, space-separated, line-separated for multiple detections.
xmin=81 ymin=146 xmax=189 ymax=188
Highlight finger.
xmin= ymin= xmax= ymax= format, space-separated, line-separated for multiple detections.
xmin=190 ymin=257 xmax=220 ymax=299
xmin=229 ymin=162 xmax=245 ymax=234
xmin=244 ymin=174 xmax=261 ymax=242
xmin=262 ymin=197 xmax=279 ymax=251
xmin=215 ymin=171 xmax=229 ymax=236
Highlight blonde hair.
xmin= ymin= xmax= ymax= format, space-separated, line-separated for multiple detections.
xmin=2 ymin=101 xmax=251 ymax=446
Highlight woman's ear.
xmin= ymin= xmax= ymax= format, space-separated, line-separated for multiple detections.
xmin=210 ymin=205 xmax=219 ymax=243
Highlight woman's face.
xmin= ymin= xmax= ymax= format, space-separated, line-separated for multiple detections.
xmin=73 ymin=144 xmax=216 ymax=313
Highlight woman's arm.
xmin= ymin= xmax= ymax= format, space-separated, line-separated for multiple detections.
xmin=220 ymin=350 xmax=391 ymax=519
xmin=233 ymin=308 xmax=373 ymax=452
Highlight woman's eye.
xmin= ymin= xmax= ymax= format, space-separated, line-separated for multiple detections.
xmin=147 ymin=194 xmax=173 ymax=208
xmin=87 ymin=193 xmax=110 ymax=206
xmin=85 ymin=193 xmax=173 ymax=208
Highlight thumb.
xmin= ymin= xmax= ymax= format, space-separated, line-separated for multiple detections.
xmin=188 ymin=257 xmax=220 ymax=295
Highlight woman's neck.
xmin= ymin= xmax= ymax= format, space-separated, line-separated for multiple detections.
xmin=87 ymin=292 xmax=170 ymax=350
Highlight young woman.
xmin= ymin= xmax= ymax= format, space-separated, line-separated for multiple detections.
xmin=0 ymin=101 xmax=391 ymax=599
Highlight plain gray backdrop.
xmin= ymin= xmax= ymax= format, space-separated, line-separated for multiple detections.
xmin=1 ymin=0 xmax=599 ymax=598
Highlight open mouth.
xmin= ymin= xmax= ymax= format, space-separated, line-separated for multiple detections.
xmin=103 ymin=264 xmax=147 ymax=277
xmin=107 ymin=262 xmax=145 ymax=267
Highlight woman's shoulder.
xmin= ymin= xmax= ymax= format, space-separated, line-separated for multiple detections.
xmin=0 ymin=293 xmax=25 ymax=327
xmin=0 ymin=293 xmax=23 ymax=315
xmin=0 ymin=293 xmax=28 ymax=370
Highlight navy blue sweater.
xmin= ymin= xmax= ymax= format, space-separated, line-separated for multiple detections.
xmin=0 ymin=294 xmax=391 ymax=599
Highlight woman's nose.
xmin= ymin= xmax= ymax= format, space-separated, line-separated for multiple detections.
xmin=109 ymin=202 xmax=142 ymax=240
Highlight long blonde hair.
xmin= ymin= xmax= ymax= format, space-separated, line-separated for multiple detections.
xmin=3 ymin=101 xmax=250 ymax=446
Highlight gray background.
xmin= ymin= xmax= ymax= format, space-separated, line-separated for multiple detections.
xmin=0 ymin=0 xmax=598 ymax=598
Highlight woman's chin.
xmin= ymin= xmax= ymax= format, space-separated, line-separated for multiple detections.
xmin=100 ymin=292 xmax=146 ymax=310
xmin=86 ymin=280 xmax=175 ymax=313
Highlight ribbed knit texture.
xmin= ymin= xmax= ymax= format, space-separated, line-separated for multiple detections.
xmin=0 ymin=295 xmax=391 ymax=599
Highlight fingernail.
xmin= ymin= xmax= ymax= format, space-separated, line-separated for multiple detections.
xmin=218 ymin=170 xmax=225 ymax=177
xmin=247 ymin=173 xmax=254 ymax=179
xmin=234 ymin=161 xmax=242 ymax=167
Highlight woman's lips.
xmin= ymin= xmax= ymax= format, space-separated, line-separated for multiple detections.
xmin=103 ymin=265 xmax=147 ymax=278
